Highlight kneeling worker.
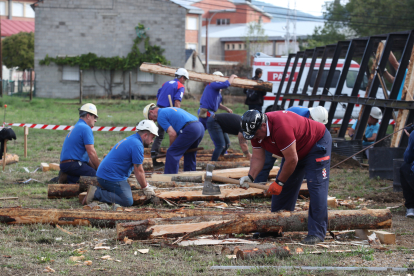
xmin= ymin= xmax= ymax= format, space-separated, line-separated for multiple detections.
xmin=60 ymin=103 xmax=100 ymax=183
xmin=83 ymin=120 xmax=158 ymax=207
xmin=144 ymin=104 xmax=204 ymax=174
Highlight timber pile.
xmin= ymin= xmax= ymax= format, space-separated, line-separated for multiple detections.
xmin=142 ymin=159 xmax=251 ymax=170
xmin=0 ymin=153 xmax=19 ymax=165
xmin=116 ymin=209 xmax=392 ymax=240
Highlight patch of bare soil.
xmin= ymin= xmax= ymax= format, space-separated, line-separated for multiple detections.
xmin=365 ymin=191 xmax=404 ymax=204
xmin=331 ymin=152 xmax=362 ymax=169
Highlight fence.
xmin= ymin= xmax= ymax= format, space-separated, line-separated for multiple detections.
xmin=3 ymin=80 xmax=36 ymax=97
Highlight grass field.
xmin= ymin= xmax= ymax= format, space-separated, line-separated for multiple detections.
xmin=0 ymin=96 xmax=412 ymax=275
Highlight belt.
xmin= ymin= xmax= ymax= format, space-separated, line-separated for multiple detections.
xmin=60 ymin=159 xmax=78 ymax=164
xmin=181 ymin=120 xmax=198 ymax=130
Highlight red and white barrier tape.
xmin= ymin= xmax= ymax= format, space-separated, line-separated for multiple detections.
xmin=2 ymin=123 xmax=137 ymax=131
xmin=331 ymin=119 xmax=395 ymax=125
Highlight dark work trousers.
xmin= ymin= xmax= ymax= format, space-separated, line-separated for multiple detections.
xmin=248 ymin=104 xmax=263 ymax=112
xmin=255 ymin=150 xmax=277 ymax=183
xmin=206 ymin=117 xmax=230 ymax=161
xmin=400 ymin=162 xmax=414 ymax=209
xmin=271 ymin=129 xmax=332 ymax=241
xmin=59 ymin=161 xmax=96 ymax=183
xmin=94 ymin=177 xmax=133 ymax=207
xmin=164 ymin=121 xmax=205 ymax=174
xmin=150 ymin=122 xmax=165 ymax=157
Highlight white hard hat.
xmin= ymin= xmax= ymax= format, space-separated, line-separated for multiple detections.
xmin=79 ymin=103 xmax=98 ymax=117
xmin=136 ymin=120 xmax=158 ymax=136
xmin=309 ymin=106 xmax=328 ymax=124
xmin=370 ymin=107 xmax=382 ymax=120
xmin=143 ymin=103 xmax=156 ymax=120
xmin=175 ymin=68 xmax=189 ymax=79
xmin=213 ymin=71 xmax=224 ymax=77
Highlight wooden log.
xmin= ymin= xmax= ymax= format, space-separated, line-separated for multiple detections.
xmin=49 ymin=163 xmax=60 ymax=171
xmin=0 ymin=153 xmax=19 ymax=166
xmin=116 ymin=209 xmax=392 ymax=240
xmin=236 ymin=247 xmax=291 ymax=260
xmin=41 ymin=163 xmax=50 ymax=172
xmin=48 ymin=184 xmax=80 ymax=198
xmin=0 ymin=207 xmax=249 ymax=227
xmin=194 ymin=161 xmax=250 ymax=170
xmin=195 ymin=157 xmax=249 ymax=162
xmin=78 ymin=176 xmax=102 ymax=192
xmin=363 ymin=229 xmax=396 ymax=245
xmin=171 ymin=175 xmax=202 ymax=183
xmin=140 ymin=63 xmax=273 ymax=92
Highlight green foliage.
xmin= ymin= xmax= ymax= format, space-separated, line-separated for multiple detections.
xmin=39 ymin=24 xmax=170 ymax=71
xmin=2 ymin=32 xmax=34 ymax=70
xmin=244 ymin=19 xmax=268 ymax=59
xmin=300 ymin=25 xmax=346 ymax=50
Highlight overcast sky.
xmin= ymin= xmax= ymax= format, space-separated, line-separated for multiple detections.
xmin=260 ymin=0 xmax=331 ymax=16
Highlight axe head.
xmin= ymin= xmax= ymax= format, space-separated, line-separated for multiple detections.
xmin=202 ymin=164 xmax=221 ymax=195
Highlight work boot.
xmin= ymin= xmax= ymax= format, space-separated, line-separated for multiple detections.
xmin=406 ymin=208 xmax=414 ymax=218
xmin=301 ymin=235 xmax=323 ymax=245
xmin=58 ymin=171 xmax=68 ymax=184
xmin=82 ymin=185 xmax=97 ymax=205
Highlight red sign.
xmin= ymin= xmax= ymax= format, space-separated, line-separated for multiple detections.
xmin=268 ymin=72 xmax=298 ymax=82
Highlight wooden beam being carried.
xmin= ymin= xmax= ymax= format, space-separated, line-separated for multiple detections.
xmin=140 ymin=63 xmax=273 ymax=92
xmin=116 ymin=209 xmax=392 ymax=240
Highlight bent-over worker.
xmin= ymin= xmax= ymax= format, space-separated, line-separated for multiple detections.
xmin=400 ymin=125 xmax=414 ymax=218
xmin=239 ymin=110 xmax=332 ymax=244
xmin=144 ymin=104 xmax=204 ymax=174
xmin=83 ymin=120 xmax=158 ymax=207
xmin=206 ymin=113 xmax=251 ymax=161
xmin=59 ymin=103 xmax=100 ymax=183
xmin=198 ymin=71 xmax=237 ymax=129
xmin=150 ymin=68 xmax=189 ymax=168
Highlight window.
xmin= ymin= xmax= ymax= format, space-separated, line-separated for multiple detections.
xmin=187 ymin=17 xmax=197 ymax=30
xmin=113 ymin=71 xmax=123 ymax=84
xmin=216 ymin=18 xmax=230 ymax=25
xmin=62 ymin=66 xmax=80 ymax=81
xmin=226 ymin=44 xmax=230 ymax=50
xmin=137 ymin=70 xmax=154 ymax=83
xmin=239 ymin=44 xmax=242 ymax=50
xmin=12 ymin=3 xmax=23 ymax=17
xmin=309 ymin=70 xmax=341 ymax=88
xmin=346 ymin=70 xmax=369 ymax=91
xmin=186 ymin=43 xmax=197 ymax=50
xmin=25 ymin=4 xmax=35 ymax=18
xmin=201 ymin=45 xmax=206 ymax=54
xmin=232 ymin=44 xmax=235 ymax=50
xmin=0 ymin=2 xmax=5 ymax=16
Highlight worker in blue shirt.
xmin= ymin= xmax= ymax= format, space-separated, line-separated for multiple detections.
xmin=198 ymin=71 xmax=237 ymax=129
xmin=83 ymin=120 xmax=158 ymax=207
xmin=59 ymin=103 xmax=100 ymax=183
xmin=150 ymin=68 xmax=189 ymax=168
xmin=400 ymin=125 xmax=414 ymax=218
xmin=144 ymin=103 xmax=204 ymax=174
xmin=254 ymin=106 xmax=329 ymax=183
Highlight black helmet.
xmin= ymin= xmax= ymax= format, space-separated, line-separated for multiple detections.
xmin=241 ymin=110 xmax=264 ymax=140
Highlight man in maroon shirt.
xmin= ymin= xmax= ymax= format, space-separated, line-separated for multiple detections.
xmin=239 ymin=110 xmax=332 ymax=244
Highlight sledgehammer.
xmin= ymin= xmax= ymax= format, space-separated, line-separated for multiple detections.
xmin=211 ymin=175 xmax=269 ymax=190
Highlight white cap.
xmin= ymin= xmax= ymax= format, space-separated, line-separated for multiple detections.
xmin=309 ymin=106 xmax=328 ymax=124
xmin=143 ymin=103 xmax=156 ymax=120
xmin=136 ymin=120 xmax=158 ymax=136
xmin=213 ymin=71 xmax=224 ymax=77
xmin=79 ymin=103 xmax=98 ymax=117
xmin=370 ymin=107 xmax=382 ymax=119
xmin=175 ymin=68 xmax=189 ymax=79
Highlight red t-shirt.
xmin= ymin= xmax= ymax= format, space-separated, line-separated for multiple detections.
xmin=251 ymin=111 xmax=326 ymax=160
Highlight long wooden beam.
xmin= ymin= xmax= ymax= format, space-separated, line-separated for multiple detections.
xmin=140 ymin=63 xmax=273 ymax=92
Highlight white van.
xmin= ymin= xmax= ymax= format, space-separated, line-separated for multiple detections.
xmin=253 ymin=53 xmax=386 ymax=120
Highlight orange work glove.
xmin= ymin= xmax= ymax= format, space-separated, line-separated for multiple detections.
xmin=267 ymin=181 xmax=283 ymax=195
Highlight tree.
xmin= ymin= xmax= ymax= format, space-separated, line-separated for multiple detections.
xmin=2 ymin=32 xmax=34 ymax=70
xmin=244 ymin=19 xmax=268 ymax=65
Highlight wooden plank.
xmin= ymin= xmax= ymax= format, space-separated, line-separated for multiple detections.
xmin=41 ymin=163 xmax=50 ymax=172
xmin=0 ymin=197 xmax=18 ymax=201
xmin=140 ymin=63 xmax=273 ymax=92
xmin=49 ymin=163 xmax=60 ymax=171
xmin=364 ymin=229 xmax=396 ymax=245
xmin=328 ymin=196 xmax=338 ymax=208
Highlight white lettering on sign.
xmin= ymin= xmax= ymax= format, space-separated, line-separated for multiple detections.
xmin=268 ymin=72 xmax=298 ymax=82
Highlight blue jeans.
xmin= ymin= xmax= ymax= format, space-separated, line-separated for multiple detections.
xmin=94 ymin=177 xmax=133 ymax=207
xmin=59 ymin=161 xmax=96 ymax=184
xmin=164 ymin=121 xmax=205 ymax=174
xmin=206 ymin=117 xmax=230 ymax=161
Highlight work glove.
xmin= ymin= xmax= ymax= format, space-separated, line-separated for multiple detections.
xmin=239 ymin=175 xmax=254 ymax=189
xmin=363 ymin=135 xmax=368 ymax=142
xmin=267 ymin=181 xmax=283 ymax=196
xmin=143 ymin=184 xmax=156 ymax=197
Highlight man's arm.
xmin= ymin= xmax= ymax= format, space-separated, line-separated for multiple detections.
xmin=174 ymin=100 xmax=181 ymax=108
xmin=238 ymin=132 xmax=251 ymax=159
xmin=248 ymin=147 xmax=266 ymax=178
xmin=366 ymin=133 xmax=377 ymax=142
xmin=348 ymin=127 xmax=355 ymax=137
xmin=134 ymin=164 xmax=147 ymax=189
xmin=277 ymin=142 xmax=298 ymax=182
xmin=218 ymin=103 xmax=233 ymax=113
xmin=228 ymin=74 xmax=237 ymax=85
xmin=85 ymin=144 xmax=100 ymax=170
xmin=166 ymin=126 xmax=177 ymax=146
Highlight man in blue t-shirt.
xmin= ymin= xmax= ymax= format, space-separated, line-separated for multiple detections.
xmin=145 ymin=104 xmax=204 ymax=174
xmin=150 ymin=68 xmax=189 ymax=168
xmin=400 ymin=125 xmax=414 ymax=218
xmin=198 ymin=71 xmax=237 ymax=129
xmin=83 ymin=120 xmax=158 ymax=207
xmin=59 ymin=103 xmax=100 ymax=183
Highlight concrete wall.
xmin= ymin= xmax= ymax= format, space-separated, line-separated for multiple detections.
xmin=34 ymin=0 xmax=186 ymax=98
xmin=184 ymin=52 xmax=205 ymax=95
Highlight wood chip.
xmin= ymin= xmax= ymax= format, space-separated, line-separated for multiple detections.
xmin=56 ymin=225 xmax=74 ymax=235
xmin=84 ymin=260 xmax=92 ymax=266
xmin=69 ymin=256 xmax=85 ymax=262
xmin=137 ymin=249 xmax=149 ymax=254
xmin=123 ymin=236 xmax=133 ymax=245
xmin=0 ymin=197 xmax=18 ymax=201
xmin=317 ymin=243 xmax=329 ymax=249
xmin=43 ymin=266 xmax=56 ymax=273
xmin=94 ymin=246 xmax=110 ymax=250
xmin=226 ymin=255 xmax=236 ymax=259
xmin=295 ymin=248 xmax=304 ymax=254
xmin=101 ymin=255 xmax=112 ymax=260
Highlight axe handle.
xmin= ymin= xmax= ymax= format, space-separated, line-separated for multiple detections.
xmin=211 ymin=175 xmax=269 ymax=190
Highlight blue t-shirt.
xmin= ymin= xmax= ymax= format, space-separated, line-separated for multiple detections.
xmin=199 ymin=81 xmax=230 ymax=111
xmin=158 ymin=107 xmax=198 ymax=134
xmin=156 ymin=79 xmax=185 ymax=107
xmin=97 ymin=133 xmax=144 ymax=181
xmin=397 ymin=69 xmax=408 ymax=101
xmin=287 ymin=106 xmax=310 ymax=118
xmin=351 ymin=120 xmax=379 ymax=146
xmin=60 ymin=119 xmax=94 ymax=163
xmin=404 ymin=131 xmax=414 ymax=172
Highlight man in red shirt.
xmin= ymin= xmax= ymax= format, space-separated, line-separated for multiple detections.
xmin=240 ymin=110 xmax=332 ymax=244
